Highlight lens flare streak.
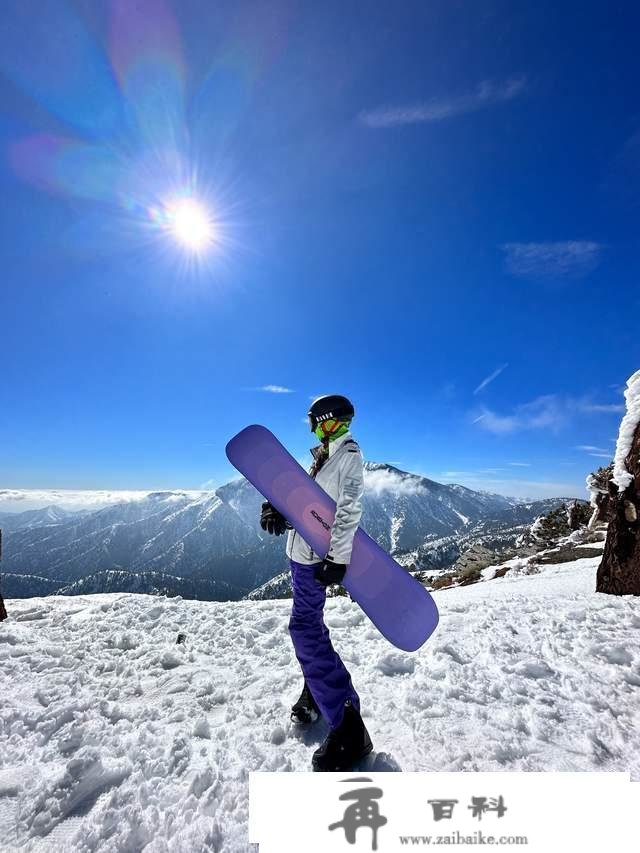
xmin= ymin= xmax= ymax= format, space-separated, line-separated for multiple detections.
xmin=2 ymin=0 xmax=242 ymax=279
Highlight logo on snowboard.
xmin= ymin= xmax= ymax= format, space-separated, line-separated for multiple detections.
xmin=311 ymin=509 xmax=331 ymax=530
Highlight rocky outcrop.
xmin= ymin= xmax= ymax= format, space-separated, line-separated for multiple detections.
xmin=453 ymin=545 xmax=499 ymax=584
xmin=525 ymin=500 xmax=591 ymax=547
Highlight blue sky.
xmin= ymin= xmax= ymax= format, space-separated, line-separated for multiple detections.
xmin=1 ymin=0 xmax=639 ymax=502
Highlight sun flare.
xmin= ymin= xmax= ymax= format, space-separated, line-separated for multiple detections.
xmin=165 ymin=197 xmax=214 ymax=252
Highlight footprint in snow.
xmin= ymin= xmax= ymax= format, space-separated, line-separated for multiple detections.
xmin=18 ymin=749 xmax=130 ymax=839
xmin=13 ymin=609 xmax=48 ymax=622
xmin=376 ymin=653 xmax=416 ymax=676
xmin=513 ymin=660 xmax=555 ymax=680
xmin=325 ymin=612 xmax=365 ymax=629
xmin=270 ymin=726 xmax=286 ymax=745
xmin=591 ymin=644 xmax=633 ymax=666
xmin=435 ymin=643 xmax=467 ymax=665
xmin=159 ymin=649 xmax=184 ymax=670
xmin=255 ymin=616 xmax=281 ymax=633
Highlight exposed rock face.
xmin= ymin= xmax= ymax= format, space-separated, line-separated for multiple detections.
xmin=597 ymin=420 xmax=640 ymax=595
xmin=453 ymin=545 xmax=498 ymax=583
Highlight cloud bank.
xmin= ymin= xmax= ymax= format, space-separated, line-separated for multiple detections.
xmin=363 ymin=467 xmax=426 ymax=498
xmin=0 ymin=489 xmax=164 ymax=513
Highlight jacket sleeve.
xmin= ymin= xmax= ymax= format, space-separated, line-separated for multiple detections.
xmin=326 ymin=447 xmax=364 ymax=564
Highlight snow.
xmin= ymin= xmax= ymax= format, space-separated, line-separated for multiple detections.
xmin=586 ymin=471 xmax=605 ymax=528
xmin=479 ymin=555 xmax=532 ymax=580
xmin=390 ymin=513 xmax=403 ymax=551
xmin=1 ymin=557 xmax=640 ymax=851
xmin=612 ymin=368 xmax=640 ymax=491
xmin=529 ymin=514 xmax=544 ymax=540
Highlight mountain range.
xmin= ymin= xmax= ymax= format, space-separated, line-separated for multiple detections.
xmin=0 ymin=463 xmax=578 ymax=600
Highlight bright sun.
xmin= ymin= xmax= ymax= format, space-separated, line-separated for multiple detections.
xmin=166 ymin=198 xmax=214 ymax=252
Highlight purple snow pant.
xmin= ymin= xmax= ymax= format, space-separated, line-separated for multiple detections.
xmin=288 ymin=559 xmax=360 ymax=729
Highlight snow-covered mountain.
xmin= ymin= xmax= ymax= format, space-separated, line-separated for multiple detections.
xmin=1 ymin=546 xmax=638 ymax=851
xmin=0 ymin=505 xmax=81 ymax=533
xmin=1 ymin=491 xmax=278 ymax=600
xmin=359 ymin=462 xmax=514 ymax=551
xmin=0 ymin=466 xmax=578 ymax=600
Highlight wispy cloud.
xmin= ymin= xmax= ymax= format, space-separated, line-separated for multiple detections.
xmin=575 ymin=445 xmax=612 ymax=460
xmin=474 ymin=394 xmax=625 ymax=436
xmin=579 ymin=402 xmax=624 ymax=413
xmin=433 ymin=474 xmax=584 ymax=500
xmin=501 ymin=241 xmax=603 ymax=280
xmin=360 ymin=76 xmax=526 ymax=128
xmin=509 ymin=462 xmax=531 ymax=467
xmin=255 ymin=385 xmax=295 ymax=394
xmin=439 ymin=469 xmax=506 ymax=478
xmin=474 ymin=363 xmax=508 ymax=395
xmin=199 ymin=478 xmax=218 ymax=490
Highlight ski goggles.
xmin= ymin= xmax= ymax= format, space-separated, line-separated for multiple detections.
xmin=308 ymin=412 xmax=348 ymax=432
xmin=312 ymin=418 xmax=348 ymax=439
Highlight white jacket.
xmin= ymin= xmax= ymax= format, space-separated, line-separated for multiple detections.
xmin=285 ymin=431 xmax=364 ymax=565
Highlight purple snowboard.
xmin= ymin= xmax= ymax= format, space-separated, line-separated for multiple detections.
xmin=225 ymin=425 xmax=439 ymax=652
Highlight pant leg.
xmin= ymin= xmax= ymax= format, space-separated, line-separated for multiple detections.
xmin=288 ymin=559 xmax=360 ymax=729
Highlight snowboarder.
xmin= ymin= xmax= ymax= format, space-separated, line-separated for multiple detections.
xmin=260 ymin=394 xmax=373 ymax=771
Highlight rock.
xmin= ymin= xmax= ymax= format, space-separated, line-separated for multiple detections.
xmin=453 ymin=545 xmax=498 ymax=577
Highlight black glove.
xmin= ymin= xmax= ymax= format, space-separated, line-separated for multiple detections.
xmin=260 ymin=501 xmax=288 ymax=536
xmin=314 ymin=558 xmax=347 ymax=587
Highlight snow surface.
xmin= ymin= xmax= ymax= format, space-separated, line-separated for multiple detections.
xmin=1 ymin=556 xmax=639 ymax=851
xmin=613 ymin=368 xmax=640 ymax=491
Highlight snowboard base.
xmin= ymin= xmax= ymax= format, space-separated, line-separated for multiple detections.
xmin=226 ymin=425 xmax=439 ymax=651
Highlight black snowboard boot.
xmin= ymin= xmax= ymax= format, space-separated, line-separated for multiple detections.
xmin=312 ymin=699 xmax=373 ymax=771
xmin=291 ymin=681 xmax=320 ymax=724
